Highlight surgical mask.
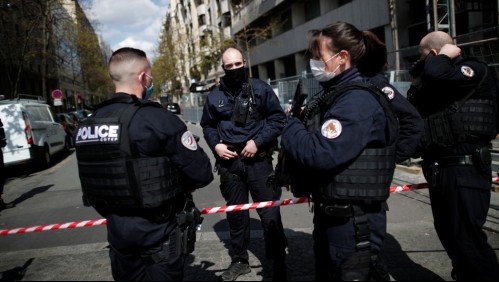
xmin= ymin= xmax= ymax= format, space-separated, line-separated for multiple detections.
xmin=144 ymin=82 xmax=154 ymax=100
xmin=310 ymin=53 xmax=341 ymax=82
xmin=143 ymin=74 xmax=154 ymax=100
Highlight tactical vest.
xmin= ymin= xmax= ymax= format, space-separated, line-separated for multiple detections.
xmin=298 ymin=82 xmax=397 ymax=202
xmin=229 ymin=79 xmax=263 ymax=126
xmin=420 ymin=59 xmax=498 ymax=149
xmin=75 ymin=99 xmax=183 ymax=210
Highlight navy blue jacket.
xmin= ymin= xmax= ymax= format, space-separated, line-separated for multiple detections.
xmin=281 ymin=68 xmax=387 ymax=171
xmin=94 ymin=93 xmax=213 ymax=250
xmin=368 ymin=73 xmax=424 ymax=163
xmin=408 ymin=54 xmax=492 ymax=118
xmin=201 ymin=78 xmax=286 ymax=152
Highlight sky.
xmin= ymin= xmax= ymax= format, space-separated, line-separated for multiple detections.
xmin=82 ymin=0 xmax=170 ymax=61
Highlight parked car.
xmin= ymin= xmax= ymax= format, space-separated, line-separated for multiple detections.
xmin=70 ymin=109 xmax=92 ymax=122
xmin=56 ymin=113 xmax=77 ymax=149
xmin=166 ymin=103 xmax=181 ymax=115
xmin=67 ymin=109 xmax=92 ymax=127
xmin=0 ymin=95 xmax=68 ymax=167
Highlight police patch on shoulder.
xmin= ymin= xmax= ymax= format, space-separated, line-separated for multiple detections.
xmin=321 ymin=119 xmax=342 ymax=139
xmin=381 ymin=86 xmax=395 ymax=100
xmin=181 ymin=131 xmax=198 ymax=151
xmin=461 ymin=65 xmax=475 ymax=77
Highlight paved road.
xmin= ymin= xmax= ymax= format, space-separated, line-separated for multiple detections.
xmin=0 ymin=122 xmax=498 ymax=281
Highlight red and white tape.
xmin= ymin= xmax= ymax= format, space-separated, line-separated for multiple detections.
xmin=201 ymin=197 xmax=309 ymax=214
xmin=0 ymin=182 xmax=429 ymax=236
xmin=0 ymin=219 xmax=107 ymax=236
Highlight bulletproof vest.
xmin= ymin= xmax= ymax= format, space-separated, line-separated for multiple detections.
xmin=420 ymin=59 xmax=498 ymax=149
xmin=75 ymin=99 xmax=183 ymax=210
xmin=297 ymin=82 xmax=397 ymax=202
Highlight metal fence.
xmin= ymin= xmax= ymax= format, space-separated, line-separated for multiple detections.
xmin=180 ymin=71 xmax=414 ymax=124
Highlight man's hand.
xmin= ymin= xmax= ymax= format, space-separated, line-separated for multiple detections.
xmin=439 ymin=44 xmax=461 ymax=59
xmin=241 ymin=140 xmax=258 ymax=158
xmin=215 ymin=143 xmax=238 ymax=160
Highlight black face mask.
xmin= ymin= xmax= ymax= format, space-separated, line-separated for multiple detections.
xmin=223 ymin=67 xmax=247 ymax=90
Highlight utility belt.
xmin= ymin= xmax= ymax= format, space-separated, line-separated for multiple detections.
xmin=316 ymin=202 xmax=371 ymax=252
xmin=425 ymin=146 xmax=491 ymax=188
xmin=317 ymin=203 xmax=354 ymax=217
xmin=438 ymin=155 xmax=474 ymax=167
xmin=437 ymin=145 xmax=491 ymax=171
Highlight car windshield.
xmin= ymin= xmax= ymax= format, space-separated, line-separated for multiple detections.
xmin=74 ymin=111 xmax=85 ymax=119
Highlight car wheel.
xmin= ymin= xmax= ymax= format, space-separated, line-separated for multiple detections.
xmin=40 ymin=146 xmax=51 ymax=168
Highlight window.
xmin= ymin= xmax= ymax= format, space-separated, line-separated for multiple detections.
xmin=305 ymin=0 xmax=321 ymax=21
xmin=281 ymin=9 xmax=293 ymax=32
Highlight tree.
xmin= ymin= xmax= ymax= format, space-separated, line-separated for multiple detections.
xmin=0 ymin=0 xmax=54 ymax=99
xmin=232 ymin=18 xmax=282 ymax=77
xmin=153 ymin=16 xmax=189 ymax=102
xmin=74 ymin=3 xmax=112 ymax=102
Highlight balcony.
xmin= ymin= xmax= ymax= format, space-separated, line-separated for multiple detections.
xmin=220 ymin=0 xmax=229 ymax=14
xmin=197 ymin=3 xmax=206 ymax=16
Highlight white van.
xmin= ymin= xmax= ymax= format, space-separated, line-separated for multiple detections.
xmin=0 ymin=95 xmax=68 ymax=167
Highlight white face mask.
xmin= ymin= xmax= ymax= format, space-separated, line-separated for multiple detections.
xmin=310 ymin=53 xmax=341 ymax=82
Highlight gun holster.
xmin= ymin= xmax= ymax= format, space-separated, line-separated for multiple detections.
xmin=473 ymin=146 xmax=492 ymax=173
xmin=175 ymin=198 xmax=203 ymax=255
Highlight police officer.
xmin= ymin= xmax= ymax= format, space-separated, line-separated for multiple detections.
xmin=358 ymin=31 xmax=424 ymax=281
xmin=356 ymin=32 xmax=424 ymax=165
xmin=407 ymin=31 xmax=499 ymax=281
xmin=200 ymin=45 xmax=288 ymax=281
xmin=75 ymin=47 xmax=213 ymax=281
xmin=281 ymin=22 xmax=398 ymax=281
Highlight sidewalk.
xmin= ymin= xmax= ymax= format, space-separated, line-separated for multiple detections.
xmin=0 ymin=166 xmax=498 ymax=281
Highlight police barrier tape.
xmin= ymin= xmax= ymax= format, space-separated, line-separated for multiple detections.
xmin=0 ymin=181 xmax=432 ymax=236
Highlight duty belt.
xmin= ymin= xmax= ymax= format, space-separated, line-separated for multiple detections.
xmin=318 ymin=203 xmax=353 ymax=217
xmin=438 ymin=155 xmax=474 ymax=167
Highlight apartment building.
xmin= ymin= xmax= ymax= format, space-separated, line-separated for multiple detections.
xmin=167 ymin=0 xmax=498 ymax=94
xmin=0 ymin=0 xmax=104 ymax=109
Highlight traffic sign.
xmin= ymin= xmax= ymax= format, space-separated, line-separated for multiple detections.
xmin=51 ymin=89 xmax=63 ymax=99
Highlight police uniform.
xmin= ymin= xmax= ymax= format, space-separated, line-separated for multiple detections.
xmin=408 ymin=54 xmax=499 ymax=281
xmin=75 ymin=93 xmax=213 ymax=281
xmin=281 ymin=68 xmax=397 ymax=280
xmin=368 ymin=73 xmax=424 ymax=163
xmin=201 ymin=78 xmax=288 ymax=265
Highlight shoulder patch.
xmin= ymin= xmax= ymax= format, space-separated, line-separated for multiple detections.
xmin=381 ymin=86 xmax=395 ymax=100
xmin=321 ymin=119 xmax=342 ymax=139
xmin=181 ymin=131 xmax=198 ymax=151
xmin=461 ymin=65 xmax=475 ymax=77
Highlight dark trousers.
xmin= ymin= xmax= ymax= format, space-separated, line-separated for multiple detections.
xmin=313 ymin=202 xmax=387 ymax=281
xmin=107 ymin=216 xmax=184 ymax=281
xmin=423 ymin=160 xmax=499 ymax=281
xmin=218 ymin=157 xmax=287 ymax=262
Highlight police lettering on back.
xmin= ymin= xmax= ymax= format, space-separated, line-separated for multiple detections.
xmin=75 ymin=124 xmax=120 ymax=144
